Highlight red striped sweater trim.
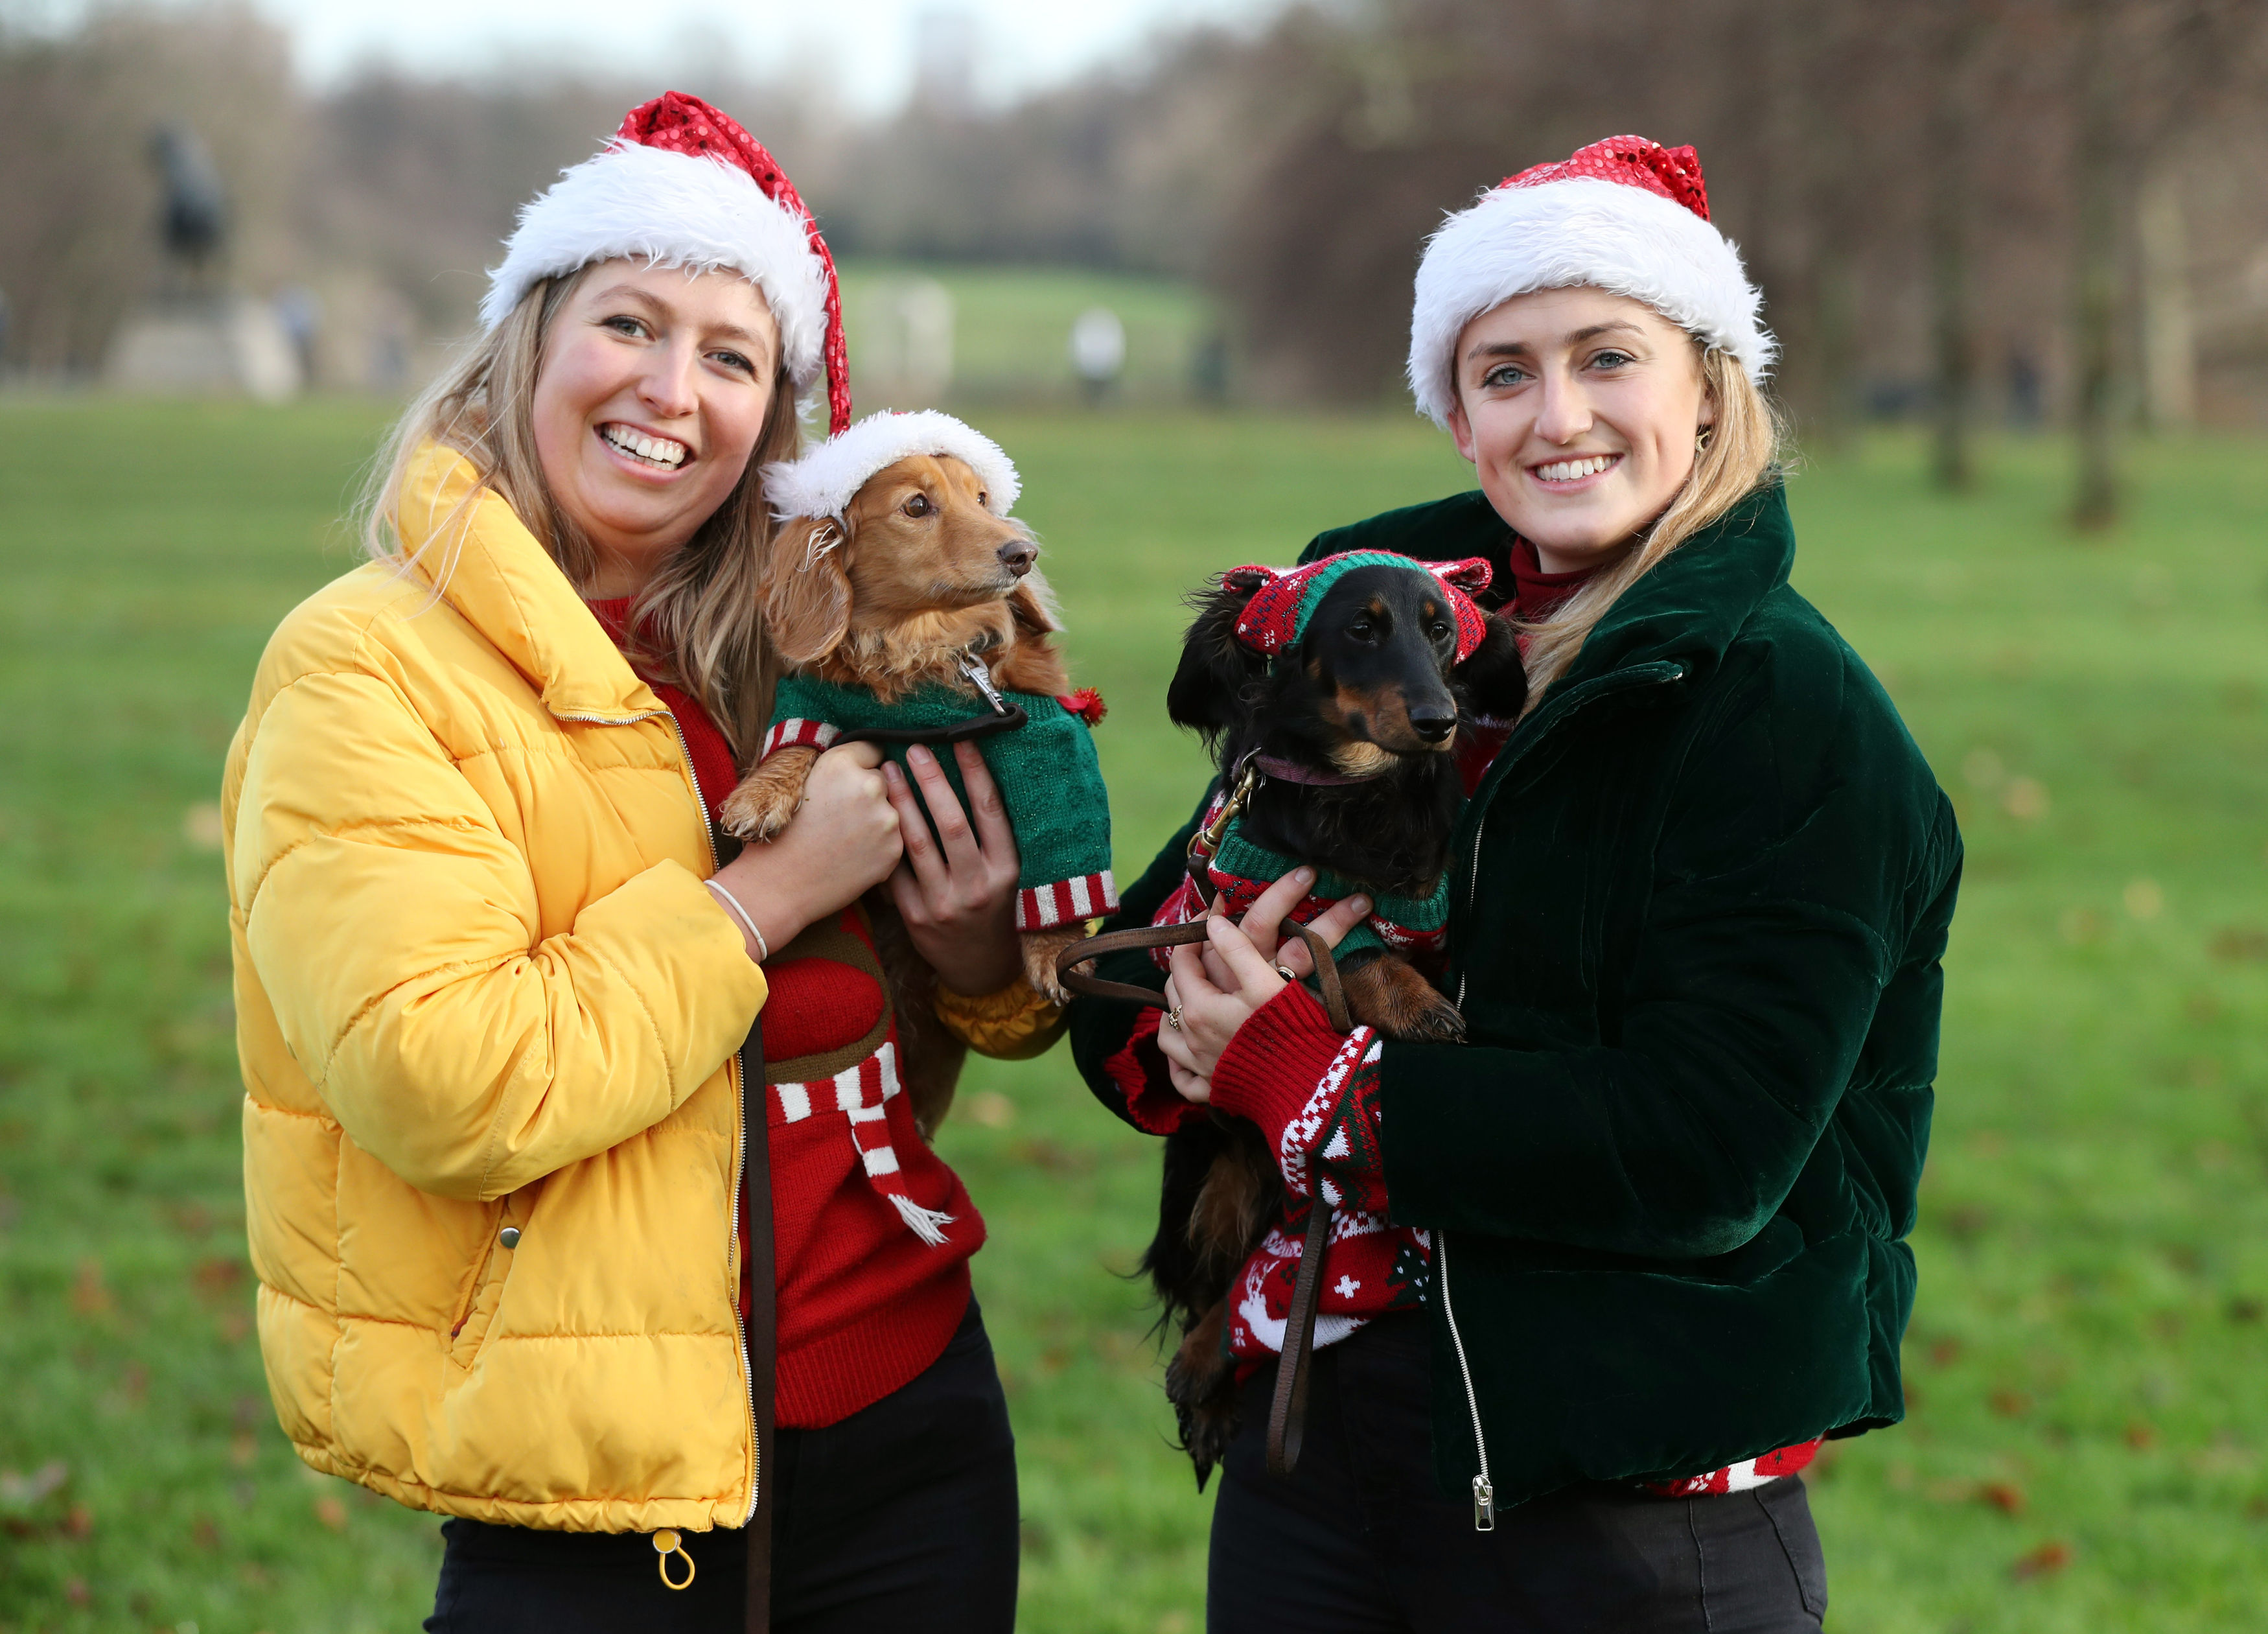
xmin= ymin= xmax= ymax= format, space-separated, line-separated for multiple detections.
xmin=762 ymin=716 xmax=840 ymax=758
xmin=1015 ymin=869 xmax=1118 ymax=931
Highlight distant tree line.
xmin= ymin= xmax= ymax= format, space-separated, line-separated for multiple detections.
xmin=3 ymin=0 xmax=2265 ymax=519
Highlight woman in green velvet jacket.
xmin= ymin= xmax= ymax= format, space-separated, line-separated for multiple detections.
xmin=1068 ymin=137 xmax=1960 ymax=1633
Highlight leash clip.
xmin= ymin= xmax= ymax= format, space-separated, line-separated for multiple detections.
xmin=959 ymin=653 xmax=1011 ymax=716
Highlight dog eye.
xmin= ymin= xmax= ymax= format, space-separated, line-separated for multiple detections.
xmin=1431 ymin=622 xmax=1453 ymax=642
xmin=1348 ymin=620 xmax=1376 ymax=642
xmin=903 ymin=494 xmax=933 ymax=518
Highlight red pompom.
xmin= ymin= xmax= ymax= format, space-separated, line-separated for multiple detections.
xmin=1057 ymin=688 xmax=1107 ymax=726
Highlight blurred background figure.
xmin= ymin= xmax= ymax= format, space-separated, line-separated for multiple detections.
xmin=1069 ymin=305 xmax=1125 ymax=406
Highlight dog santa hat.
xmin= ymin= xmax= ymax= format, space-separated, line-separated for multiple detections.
xmin=481 ymin=91 xmax=853 ymax=435
xmin=765 ymin=410 xmax=1023 ymax=522
xmin=1406 ymin=135 xmax=1776 ymax=428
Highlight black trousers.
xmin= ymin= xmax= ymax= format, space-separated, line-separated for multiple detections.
xmin=425 ymin=1297 xmax=1019 ymax=1633
xmin=1208 ymin=1313 xmax=1828 ymax=1634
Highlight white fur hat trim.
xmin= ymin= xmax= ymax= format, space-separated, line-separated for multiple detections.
xmin=765 ymin=411 xmax=1022 ymax=520
xmin=481 ymin=141 xmax=831 ymax=389
xmin=1406 ymin=175 xmax=1776 ymax=426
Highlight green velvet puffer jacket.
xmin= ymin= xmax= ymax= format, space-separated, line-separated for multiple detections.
xmin=1069 ymin=480 xmax=1962 ymax=1506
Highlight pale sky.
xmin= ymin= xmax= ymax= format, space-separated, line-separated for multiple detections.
xmin=231 ymin=0 xmax=1288 ymax=111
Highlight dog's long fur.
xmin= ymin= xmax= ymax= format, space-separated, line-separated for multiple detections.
xmin=720 ymin=453 xmax=1082 ymax=1137
xmin=1150 ymin=561 xmax=1529 ymax=1484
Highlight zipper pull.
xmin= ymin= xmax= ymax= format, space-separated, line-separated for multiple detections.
xmin=1472 ymin=1474 xmax=1496 ymax=1532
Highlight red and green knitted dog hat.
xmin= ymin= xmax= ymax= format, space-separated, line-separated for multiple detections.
xmin=1226 ymin=552 xmax=1494 ymax=662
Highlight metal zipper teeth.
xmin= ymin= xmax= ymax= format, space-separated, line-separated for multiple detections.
xmin=1435 ymin=1231 xmax=1495 ymax=1530
xmin=560 ymin=702 xmax=761 ymax=1526
xmin=1438 ymin=662 xmax=1686 ymax=1517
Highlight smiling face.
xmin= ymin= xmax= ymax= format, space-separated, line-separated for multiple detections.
xmin=530 ymin=259 xmax=783 ymax=596
xmin=1444 ymin=286 xmax=1715 ymax=575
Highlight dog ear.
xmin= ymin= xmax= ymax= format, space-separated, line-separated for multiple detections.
xmin=1007 ymin=560 xmax=1063 ymax=638
xmin=1166 ymin=572 xmax=1269 ymax=737
xmin=1453 ymin=612 xmax=1529 ymax=721
xmin=763 ymin=517 xmax=853 ymax=664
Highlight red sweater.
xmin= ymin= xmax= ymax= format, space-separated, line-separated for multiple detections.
xmin=590 ymin=599 xmax=977 ymax=1429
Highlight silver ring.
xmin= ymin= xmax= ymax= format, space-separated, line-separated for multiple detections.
xmin=1274 ymin=964 xmax=1299 ymax=983
xmin=1165 ymin=1005 xmax=1185 ymax=1031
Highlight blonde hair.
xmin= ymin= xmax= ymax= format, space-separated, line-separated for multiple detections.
xmin=358 ymin=265 xmax=802 ymax=758
xmin=1515 ymin=345 xmax=1785 ymax=709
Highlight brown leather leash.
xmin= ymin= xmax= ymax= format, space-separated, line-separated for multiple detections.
xmin=1054 ymin=915 xmax=1352 ymax=1478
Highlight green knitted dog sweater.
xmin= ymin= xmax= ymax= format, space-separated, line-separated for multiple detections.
xmin=764 ymin=673 xmax=1116 ymax=929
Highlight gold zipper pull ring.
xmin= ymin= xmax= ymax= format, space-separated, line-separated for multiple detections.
xmin=653 ymin=1529 xmax=696 ymax=1589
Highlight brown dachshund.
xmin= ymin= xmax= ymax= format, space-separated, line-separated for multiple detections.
xmin=721 ymin=450 xmax=1083 ymax=1134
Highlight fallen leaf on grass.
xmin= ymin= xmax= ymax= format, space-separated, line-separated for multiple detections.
xmin=313 ymin=1495 xmax=347 ymax=1532
xmin=230 ymin=1432 xmax=257 ymax=1468
xmin=1990 ymin=1389 xmax=2030 ymax=1419
xmin=2012 ymin=1539 xmax=2073 ymax=1579
xmin=2002 ymin=778 xmax=2050 ymax=821
xmin=192 ymin=1256 xmax=244 ymax=1298
xmin=183 ymin=802 xmax=226 ymax=852
xmin=0 ymin=1460 xmax=68 ymax=1507
xmin=1979 ymin=1480 xmax=2028 ymax=1515
xmin=2125 ymin=1423 xmax=2157 ymax=1449
xmin=71 ymin=1259 xmax=113 ymax=1317
xmin=2228 ymin=1297 xmax=2263 ymax=1325
xmin=2209 ymin=926 xmax=2268 ymax=963
xmin=64 ymin=1503 xmax=93 ymax=1537
xmin=963 ymin=1091 xmax=1015 ymax=1129
xmin=65 ymin=1577 xmax=89 ymax=1605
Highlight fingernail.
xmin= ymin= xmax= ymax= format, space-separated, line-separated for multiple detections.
xmin=1293 ymin=867 xmax=1313 ymax=885
xmin=907 ymin=745 xmax=931 ymax=766
xmin=1348 ymin=896 xmax=1371 ymax=915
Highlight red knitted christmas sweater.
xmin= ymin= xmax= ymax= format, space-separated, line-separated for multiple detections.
xmin=590 ymin=599 xmax=978 ymax=1429
xmin=1097 ymin=543 xmax=1818 ymax=1495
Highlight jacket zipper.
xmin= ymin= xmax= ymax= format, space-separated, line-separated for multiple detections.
xmin=558 ymin=702 xmax=761 ymax=1525
xmin=1437 ymin=661 xmax=1686 ymax=1514
xmin=1435 ymin=1231 xmax=1495 ymax=1530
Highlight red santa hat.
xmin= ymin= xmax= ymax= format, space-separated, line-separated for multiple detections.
xmin=482 ymin=91 xmax=851 ymax=434
xmin=764 ymin=411 xmax=1021 ymax=521
xmin=1406 ymin=135 xmax=1774 ymax=428
xmin=1227 ymin=552 xmax=1494 ymax=663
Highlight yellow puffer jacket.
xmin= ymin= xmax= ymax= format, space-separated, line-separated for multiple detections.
xmin=224 ymin=445 xmax=772 ymax=1534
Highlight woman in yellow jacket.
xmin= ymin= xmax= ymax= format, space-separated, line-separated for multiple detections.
xmin=223 ymin=94 xmax=1052 ymax=1632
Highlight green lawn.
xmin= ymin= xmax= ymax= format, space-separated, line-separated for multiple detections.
xmin=1 ymin=401 xmax=2265 ymax=1633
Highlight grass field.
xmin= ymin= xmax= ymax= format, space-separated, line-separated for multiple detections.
xmin=3 ymin=399 xmax=2267 ymax=1633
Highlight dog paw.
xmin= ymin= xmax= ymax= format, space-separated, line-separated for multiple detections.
xmin=1402 ymin=998 xmax=1466 ymax=1045
xmin=719 ymin=749 xmax=817 ymax=841
xmin=1021 ymin=926 xmax=1083 ymax=1005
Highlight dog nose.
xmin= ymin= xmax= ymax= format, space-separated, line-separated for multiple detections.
xmin=1411 ymin=710 xmax=1456 ymax=743
xmin=997 ymin=540 xmax=1036 ymax=577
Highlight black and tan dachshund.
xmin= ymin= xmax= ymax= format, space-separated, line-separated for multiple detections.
xmin=1145 ymin=557 xmax=1529 ymax=1483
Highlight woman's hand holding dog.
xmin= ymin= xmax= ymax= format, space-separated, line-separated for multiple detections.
xmin=1158 ymin=870 xmax=1371 ymax=1103
xmin=709 ymin=742 xmax=903 ymax=960
xmin=881 ymin=741 xmax=1025 ymax=996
